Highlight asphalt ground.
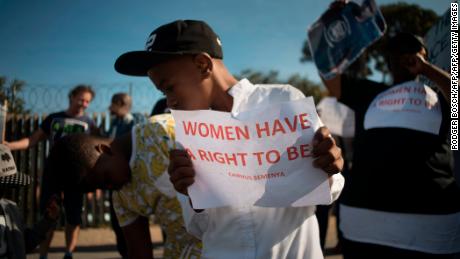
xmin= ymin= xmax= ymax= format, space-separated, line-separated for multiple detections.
xmin=27 ymin=216 xmax=343 ymax=259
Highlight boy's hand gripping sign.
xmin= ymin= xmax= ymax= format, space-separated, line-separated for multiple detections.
xmin=171 ymin=97 xmax=332 ymax=209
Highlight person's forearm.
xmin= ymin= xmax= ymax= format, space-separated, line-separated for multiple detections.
xmin=7 ymin=137 xmax=31 ymax=150
xmin=8 ymin=129 xmax=46 ymax=150
xmin=422 ymin=62 xmax=451 ymax=103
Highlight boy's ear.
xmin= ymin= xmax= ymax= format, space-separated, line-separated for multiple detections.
xmin=193 ymin=53 xmax=213 ymax=77
xmin=95 ymin=143 xmax=113 ymax=155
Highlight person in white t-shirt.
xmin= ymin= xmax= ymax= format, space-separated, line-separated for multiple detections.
xmin=114 ymin=19 xmax=345 ymax=259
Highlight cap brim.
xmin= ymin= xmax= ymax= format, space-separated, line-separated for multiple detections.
xmin=0 ymin=172 xmax=33 ymax=187
xmin=114 ymin=51 xmax=181 ymax=76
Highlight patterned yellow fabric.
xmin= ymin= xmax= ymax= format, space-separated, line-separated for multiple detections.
xmin=113 ymin=114 xmax=202 ymax=259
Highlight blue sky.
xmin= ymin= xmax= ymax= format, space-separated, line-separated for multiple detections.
xmin=0 ymin=0 xmax=452 ymax=113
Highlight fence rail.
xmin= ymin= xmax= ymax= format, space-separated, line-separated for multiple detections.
xmin=14 ymin=82 xmax=162 ymax=114
xmin=4 ymin=113 xmax=113 ymax=228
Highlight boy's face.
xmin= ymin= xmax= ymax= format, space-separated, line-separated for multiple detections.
xmin=147 ymin=55 xmax=213 ymax=110
xmin=83 ymin=142 xmax=131 ymax=191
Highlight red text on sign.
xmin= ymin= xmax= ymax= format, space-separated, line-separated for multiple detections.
xmin=255 ymin=113 xmax=311 ymax=138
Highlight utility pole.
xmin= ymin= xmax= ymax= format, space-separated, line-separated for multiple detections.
xmin=129 ymin=82 xmax=133 ymax=97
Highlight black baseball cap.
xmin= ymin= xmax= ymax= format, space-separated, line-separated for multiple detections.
xmin=115 ymin=19 xmax=223 ymax=76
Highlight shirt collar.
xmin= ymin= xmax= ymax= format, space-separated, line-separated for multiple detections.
xmin=227 ymin=78 xmax=255 ymax=116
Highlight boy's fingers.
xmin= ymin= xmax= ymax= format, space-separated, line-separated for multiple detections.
xmin=168 ymin=149 xmax=196 ymax=195
xmin=312 ymin=128 xmax=335 ymax=157
xmin=169 ymin=149 xmax=193 ymax=173
xmin=320 ymin=159 xmax=344 ymax=175
xmin=312 ymin=127 xmax=332 ymax=146
xmin=312 ymin=137 xmax=335 ymax=157
xmin=169 ymin=156 xmax=193 ymax=172
xmin=313 ymin=146 xmax=342 ymax=169
xmin=311 ymin=127 xmax=343 ymax=174
xmin=169 ymin=167 xmax=195 ymax=183
xmin=175 ymin=177 xmax=195 ymax=195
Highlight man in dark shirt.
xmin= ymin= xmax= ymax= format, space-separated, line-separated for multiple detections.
xmin=5 ymin=85 xmax=97 ymax=259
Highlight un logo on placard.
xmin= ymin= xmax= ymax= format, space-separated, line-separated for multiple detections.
xmin=326 ymin=19 xmax=349 ymax=44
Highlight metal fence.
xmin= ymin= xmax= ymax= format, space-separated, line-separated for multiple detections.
xmin=17 ymin=81 xmax=163 ymax=114
xmin=2 ymin=81 xmax=162 ymax=229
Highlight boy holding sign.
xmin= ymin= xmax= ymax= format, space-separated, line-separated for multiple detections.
xmin=114 ymin=19 xmax=344 ymax=258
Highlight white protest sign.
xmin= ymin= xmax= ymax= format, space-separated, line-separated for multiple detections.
xmin=0 ymin=144 xmax=17 ymax=177
xmin=317 ymin=97 xmax=355 ymax=137
xmin=419 ymin=8 xmax=451 ymax=86
xmin=364 ymin=81 xmax=442 ymax=134
xmin=425 ymin=8 xmax=451 ymax=72
xmin=171 ymin=97 xmax=331 ymax=209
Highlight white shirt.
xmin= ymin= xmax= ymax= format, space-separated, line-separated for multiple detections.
xmin=178 ymin=79 xmax=345 ymax=259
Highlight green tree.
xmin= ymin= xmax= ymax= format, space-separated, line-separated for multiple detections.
xmin=237 ymin=69 xmax=280 ymax=85
xmin=236 ymin=69 xmax=325 ymax=104
xmin=0 ymin=76 xmax=29 ymax=114
xmin=286 ymin=74 xmax=325 ymax=104
xmin=301 ymin=2 xmax=440 ymax=82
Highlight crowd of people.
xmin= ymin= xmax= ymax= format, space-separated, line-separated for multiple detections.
xmin=1 ymin=1 xmax=459 ymax=259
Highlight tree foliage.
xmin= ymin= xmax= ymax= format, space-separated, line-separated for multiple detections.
xmin=0 ymin=76 xmax=29 ymax=114
xmin=301 ymin=2 xmax=440 ymax=81
xmin=236 ymin=69 xmax=326 ymax=104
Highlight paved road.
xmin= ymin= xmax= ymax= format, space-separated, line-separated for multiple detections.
xmin=27 ymin=217 xmax=343 ymax=259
